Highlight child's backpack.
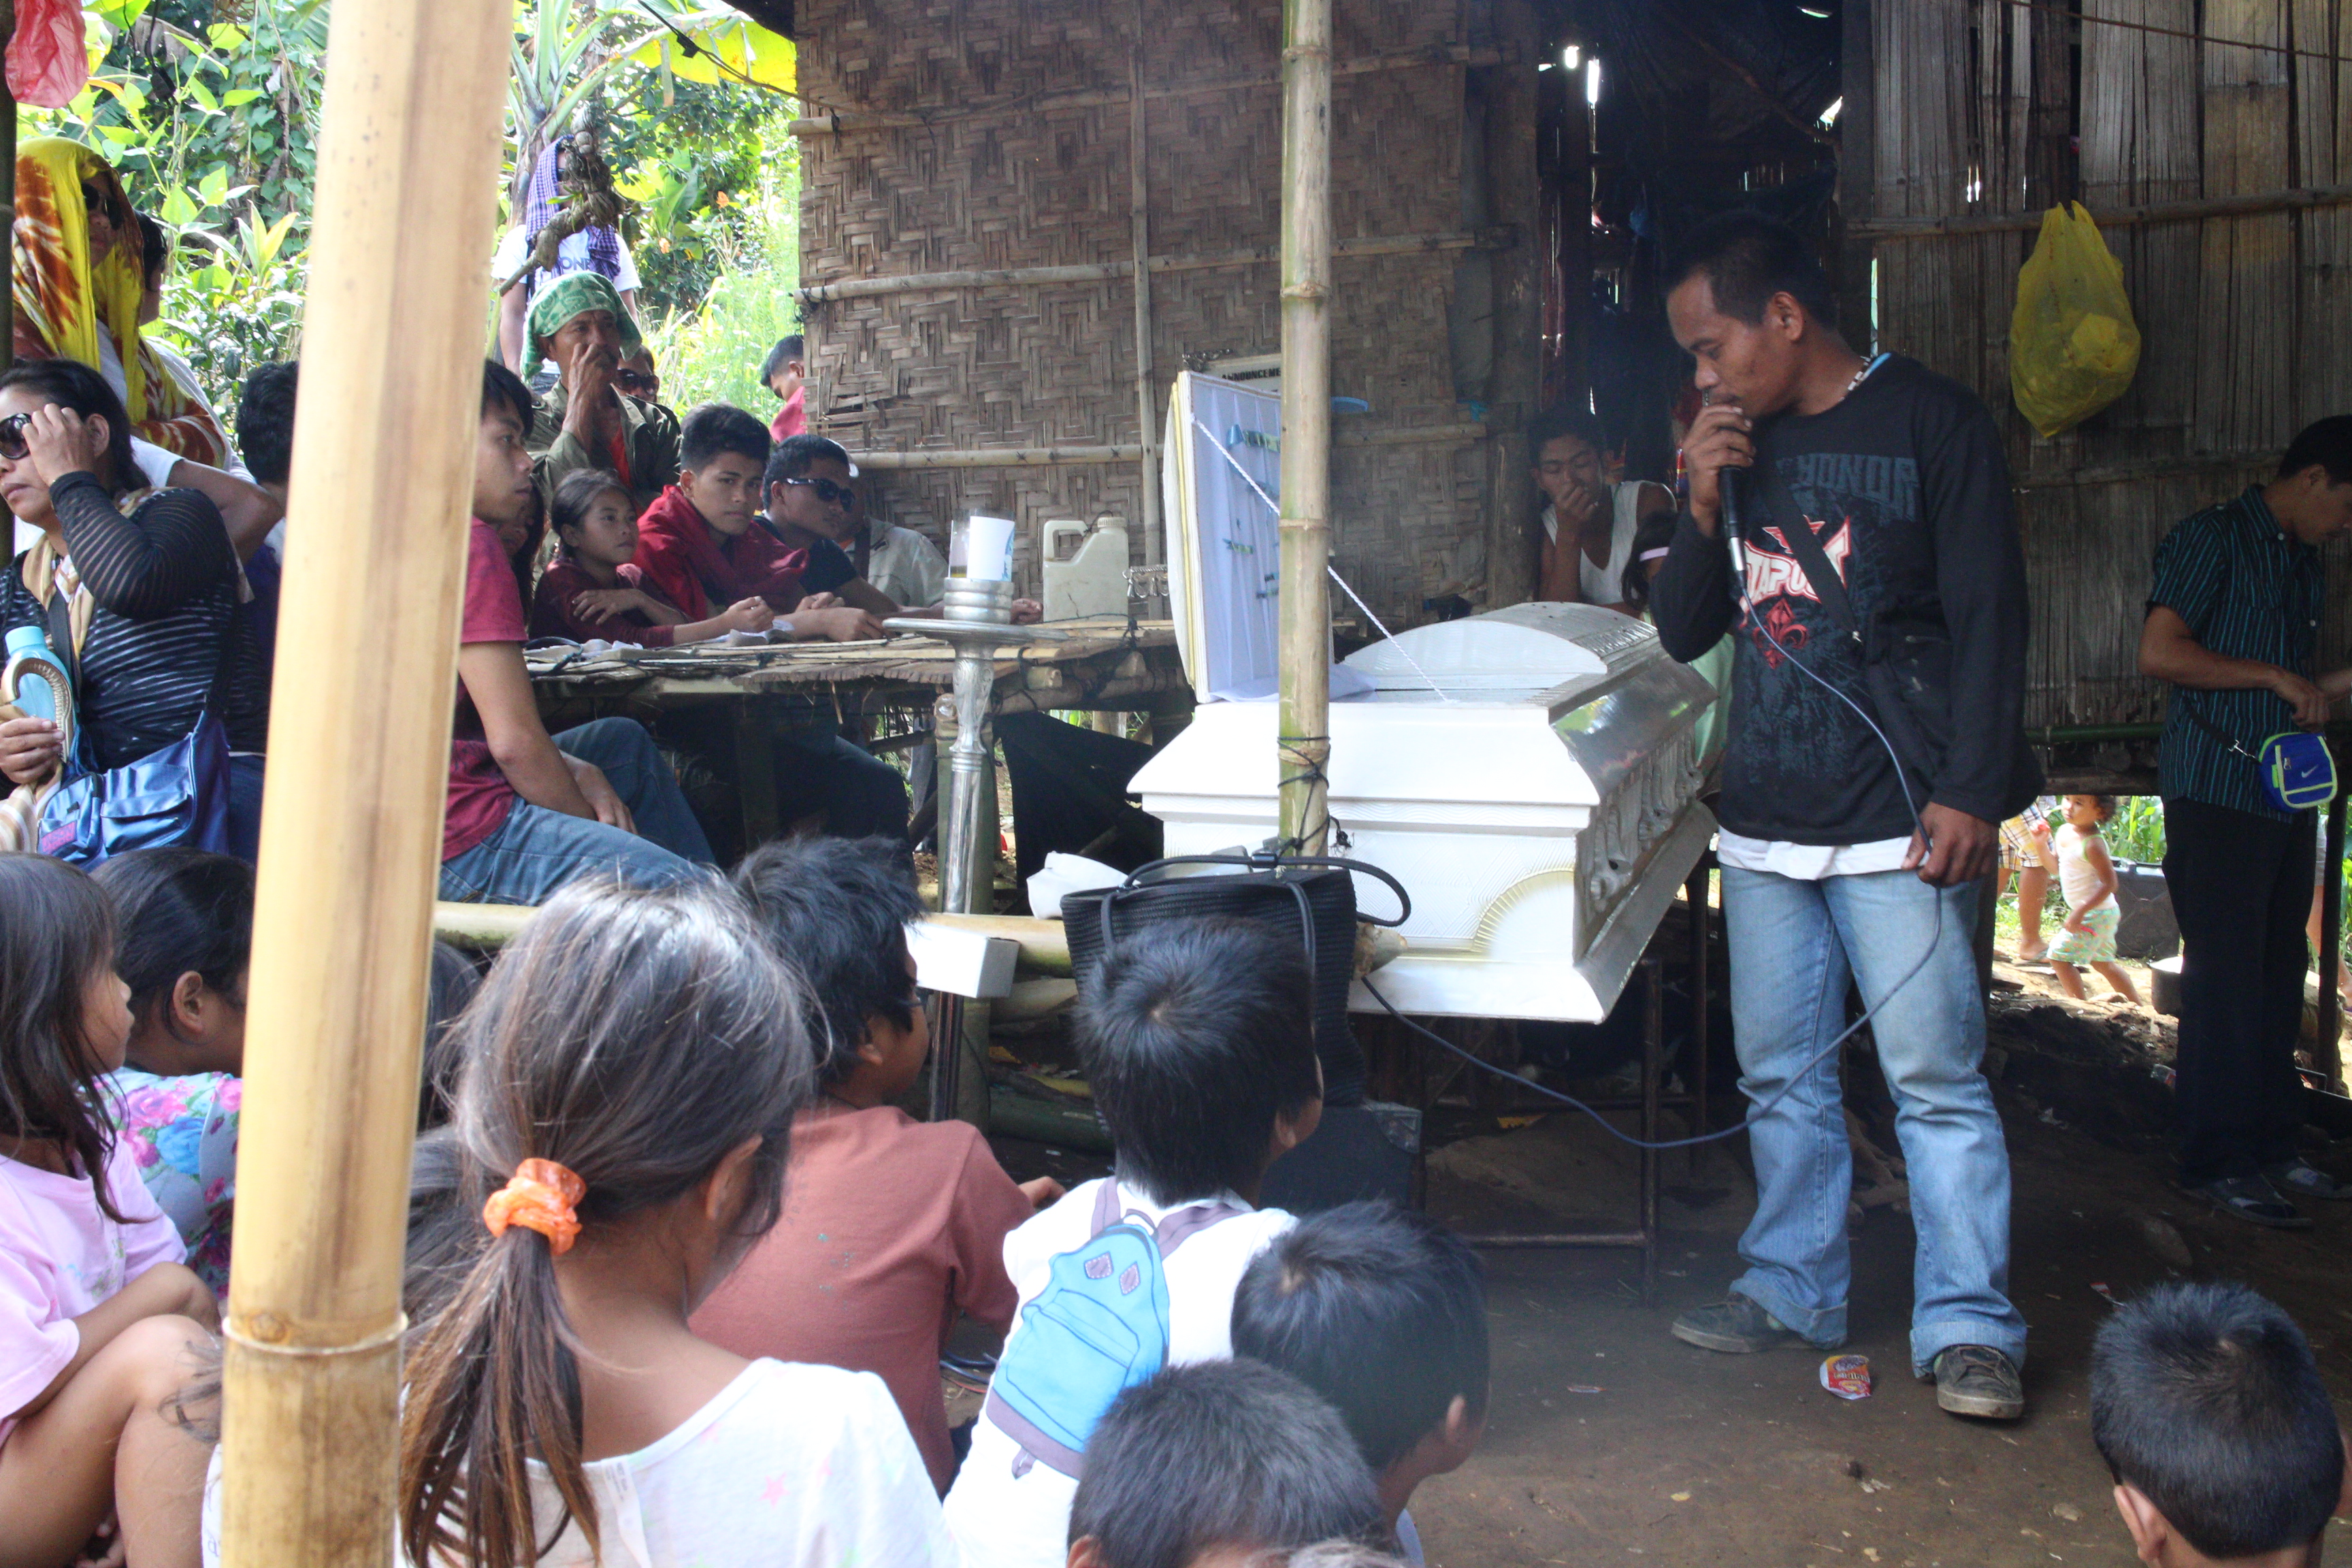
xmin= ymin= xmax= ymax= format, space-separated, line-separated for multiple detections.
xmin=981 ymin=1180 xmax=1242 ymax=1477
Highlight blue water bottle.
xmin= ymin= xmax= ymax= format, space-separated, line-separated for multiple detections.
xmin=3 ymin=624 xmax=69 ymax=724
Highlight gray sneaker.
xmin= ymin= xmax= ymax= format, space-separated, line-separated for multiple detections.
xmin=2197 ymin=1173 xmax=2314 ymax=1228
xmin=1931 ymin=1345 xmax=2024 ymax=1420
xmin=1671 ymin=1294 xmax=1810 ymax=1354
xmin=2265 ymin=1159 xmax=2350 ymax=1202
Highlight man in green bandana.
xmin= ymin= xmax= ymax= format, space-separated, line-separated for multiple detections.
xmin=527 ymin=272 xmax=681 ymax=514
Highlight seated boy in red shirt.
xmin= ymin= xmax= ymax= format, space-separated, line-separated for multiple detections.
xmin=691 ymin=836 xmax=1062 ymax=1492
xmin=439 ymin=361 xmax=716 ymax=906
xmin=632 ymin=404 xmax=883 ymax=640
xmin=529 ymin=468 xmax=772 ymax=647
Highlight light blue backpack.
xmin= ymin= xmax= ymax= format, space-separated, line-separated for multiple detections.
xmin=981 ymin=1181 xmax=1241 ymax=1477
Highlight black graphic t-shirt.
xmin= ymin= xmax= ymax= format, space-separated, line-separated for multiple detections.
xmin=1648 ymin=355 xmax=2028 ymax=847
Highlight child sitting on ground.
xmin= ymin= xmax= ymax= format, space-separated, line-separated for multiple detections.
xmin=391 ymin=875 xmax=951 ymax=1567
xmin=2037 ymin=794 xmax=2144 ymax=1006
xmin=1231 ymin=1202 xmax=1489 ymax=1565
xmin=692 ymin=836 xmax=1062 ymax=1492
xmin=1064 ymin=1359 xmax=1381 ymax=1568
xmin=0 ymin=853 xmax=220 ymax=1568
xmin=2091 ymin=1281 xmax=2350 ymax=1567
xmin=92 ymin=848 xmax=254 ymax=1296
xmin=529 ymin=468 xmax=772 ymax=647
xmin=944 ymin=915 xmax=1325 ymax=1567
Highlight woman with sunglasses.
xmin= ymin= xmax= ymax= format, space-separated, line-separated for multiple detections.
xmin=0 ymin=361 xmax=268 ymax=860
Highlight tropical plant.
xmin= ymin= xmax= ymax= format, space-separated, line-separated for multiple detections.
xmin=640 ymin=157 xmax=800 ymax=412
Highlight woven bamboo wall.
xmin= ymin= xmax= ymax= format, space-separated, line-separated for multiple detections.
xmin=793 ymin=0 xmax=1482 ymax=622
xmin=1867 ymin=0 xmax=2352 ymax=732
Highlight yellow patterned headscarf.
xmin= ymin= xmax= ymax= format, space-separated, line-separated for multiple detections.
xmin=10 ymin=138 xmax=229 ymax=465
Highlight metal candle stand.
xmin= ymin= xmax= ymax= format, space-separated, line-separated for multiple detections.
xmin=885 ymin=579 xmax=1066 ymax=1124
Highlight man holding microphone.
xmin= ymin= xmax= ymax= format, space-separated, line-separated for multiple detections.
xmin=1647 ymin=212 xmax=2038 ymax=1422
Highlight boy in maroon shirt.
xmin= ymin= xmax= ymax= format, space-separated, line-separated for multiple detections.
xmin=691 ymin=836 xmax=1060 ymax=1491
xmin=632 ymin=403 xmax=882 ymax=639
xmin=439 ymin=361 xmax=715 ymax=905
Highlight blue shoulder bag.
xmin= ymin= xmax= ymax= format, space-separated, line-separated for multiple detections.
xmin=35 ymin=586 xmax=235 ymax=868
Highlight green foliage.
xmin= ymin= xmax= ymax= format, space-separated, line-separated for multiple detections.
xmin=642 ymin=160 xmax=800 ymax=412
xmin=14 ymin=0 xmax=799 ymax=411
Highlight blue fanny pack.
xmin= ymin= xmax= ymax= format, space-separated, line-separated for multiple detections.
xmin=2176 ymin=689 xmax=2337 ymax=814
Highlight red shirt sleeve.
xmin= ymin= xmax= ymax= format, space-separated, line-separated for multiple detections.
xmin=529 ymin=559 xmax=676 ymax=647
xmin=461 ymin=519 xmax=529 ymax=645
xmin=943 ymin=1126 xmax=1034 ymax=1336
xmin=630 ymin=527 xmax=709 ymax=623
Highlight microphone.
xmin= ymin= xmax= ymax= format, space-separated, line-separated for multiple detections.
xmin=1720 ymin=463 xmax=1750 ymax=601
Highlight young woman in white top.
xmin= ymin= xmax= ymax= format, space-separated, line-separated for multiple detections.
xmin=1529 ymin=406 xmax=1676 ymax=612
xmin=389 ymin=876 xmax=953 ymax=1568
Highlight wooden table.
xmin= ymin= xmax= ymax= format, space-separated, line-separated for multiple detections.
xmin=527 ymin=616 xmax=1192 ymax=852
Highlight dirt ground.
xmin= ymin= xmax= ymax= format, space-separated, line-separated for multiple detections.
xmin=1396 ymin=1060 xmax=2352 ymax=1566
xmin=974 ymin=938 xmax=2352 ymax=1567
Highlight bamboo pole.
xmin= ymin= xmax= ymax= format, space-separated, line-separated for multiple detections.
xmin=1128 ymin=39 xmax=1163 ymax=576
xmin=785 ymin=44 xmax=1499 ymax=137
xmin=853 ymin=444 xmax=1147 ymax=470
xmin=216 ymin=0 xmax=512 ymax=1558
xmin=794 ymin=228 xmax=1503 ymax=305
xmin=1276 ymin=0 xmax=1332 ymax=855
xmin=1854 ymin=181 xmax=2352 ymax=237
xmin=0 ymin=0 xmax=15 ymax=364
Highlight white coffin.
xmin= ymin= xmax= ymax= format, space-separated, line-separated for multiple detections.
xmin=1129 ymin=603 xmax=1716 ymax=1022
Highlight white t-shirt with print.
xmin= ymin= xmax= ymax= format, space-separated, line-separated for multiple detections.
xmin=202 ymin=1358 xmax=950 ymax=1567
xmin=493 ymin=225 xmax=644 ymax=305
xmin=941 ymin=1177 xmax=1296 ymax=1568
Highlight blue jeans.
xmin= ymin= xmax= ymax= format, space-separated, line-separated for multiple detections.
xmin=773 ymin=728 xmax=910 ymax=841
xmin=1721 ymin=865 xmax=2026 ymax=1375
xmin=439 ymin=718 xmax=715 ymax=905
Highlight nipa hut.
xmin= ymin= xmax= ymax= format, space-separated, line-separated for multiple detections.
xmin=782 ymin=0 xmax=2352 ymax=777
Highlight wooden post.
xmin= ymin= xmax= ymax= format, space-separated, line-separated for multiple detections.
xmin=1480 ymin=0 xmax=1542 ymax=608
xmin=0 ymin=0 xmax=16 ymax=363
xmin=1276 ymin=0 xmax=1332 ymax=854
xmin=214 ymin=0 xmax=512 ymax=1560
xmin=1129 ymin=38 xmax=1163 ymax=570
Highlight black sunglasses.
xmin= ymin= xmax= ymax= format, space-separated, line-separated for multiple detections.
xmin=616 ymin=369 xmax=659 ymax=397
xmin=780 ymin=475 xmax=854 ymax=507
xmin=0 ymin=413 xmax=33 ymax=462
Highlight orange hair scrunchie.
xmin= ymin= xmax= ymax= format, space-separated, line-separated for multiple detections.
xmin=481 ymin=1158 xmax=587 ymax=1256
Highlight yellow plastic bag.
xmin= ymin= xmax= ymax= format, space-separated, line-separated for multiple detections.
xmin=2009 ymin=202 xmax=2141 ymax=438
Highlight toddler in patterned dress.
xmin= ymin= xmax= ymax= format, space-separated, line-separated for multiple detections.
xmin=2038 ymin=794 xmax=2144 ymax=1007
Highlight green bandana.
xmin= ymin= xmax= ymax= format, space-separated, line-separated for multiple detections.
xmin=527 ymin=271 xmax=642 ymax=359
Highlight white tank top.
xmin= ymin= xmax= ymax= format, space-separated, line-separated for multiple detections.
xmin=2055 ymin=823 xmax=2106 ymax=909
xmin=1543 ymin=483 xmax=1653 ymax=605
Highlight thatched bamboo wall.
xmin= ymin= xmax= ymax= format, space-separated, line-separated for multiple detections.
xmin=1863 ymin=0 xmax=2352 ymax=732
xmin=791 ymin=0 xmax=1498 ymax=625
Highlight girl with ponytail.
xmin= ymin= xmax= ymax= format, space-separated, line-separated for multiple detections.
xmin=395 ymin=876 xmax=954 ymax=1566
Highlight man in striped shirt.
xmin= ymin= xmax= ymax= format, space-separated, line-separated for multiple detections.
xmin=2140 ymin=417 xmax=2352 ymax=1227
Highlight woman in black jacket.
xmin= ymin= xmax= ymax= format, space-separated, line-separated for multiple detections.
xmin=0 ymin=359 xmax=268 ymax=859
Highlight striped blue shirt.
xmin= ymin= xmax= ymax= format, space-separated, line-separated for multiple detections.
xmin=2149 ymin=486 xmax=2323 ymax=819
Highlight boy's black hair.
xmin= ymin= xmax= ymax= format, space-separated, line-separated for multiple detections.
xmin=1620 ymin=510 xmax=1678 ymax=612
xmin=760 ymin=333 xmax=806 ymax=383
xmin=732 ymin=835 xmax=924 ymax=1085
xmin=417 ymin=941 xmax=482 ymax=1132
xmin=2091 ymin=1281 xmax=2345 ymax=1559
xmin=1068 ymin=1359 xmax=1379 ymax=1568
xmin=2279 ymin=415 xmax=2352 ymax=487
xmin=1663 ymin=209 xmax=1839 ymax=328
xmin=89 ymin=848 xmax=255 ymax=1039
xmin=0 ymin=360 xmax=139 ymax=490
xmin=764 ymin=431 xmax=852 ymax=491
xmin=1075 ymin=915 xmax=1322 ymax=1203
xmin=479 ymin=358 xmax=535 ymax=434
xmin=1524 ymin=404 xmax=1607 ymax=463
xmin=235 ymin=361 xmax=299 ymax=487
xmin=680 ymin=402 xmax=770 ymax=472
xmin=1231 ymin=1201 xmax=1490 ymax=1472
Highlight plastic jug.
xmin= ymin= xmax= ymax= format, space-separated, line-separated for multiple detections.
xmin=1041 ymin=515 xmax=1130 ymax=622
xmin=2 ymin=624 xmax=68 ymax=725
